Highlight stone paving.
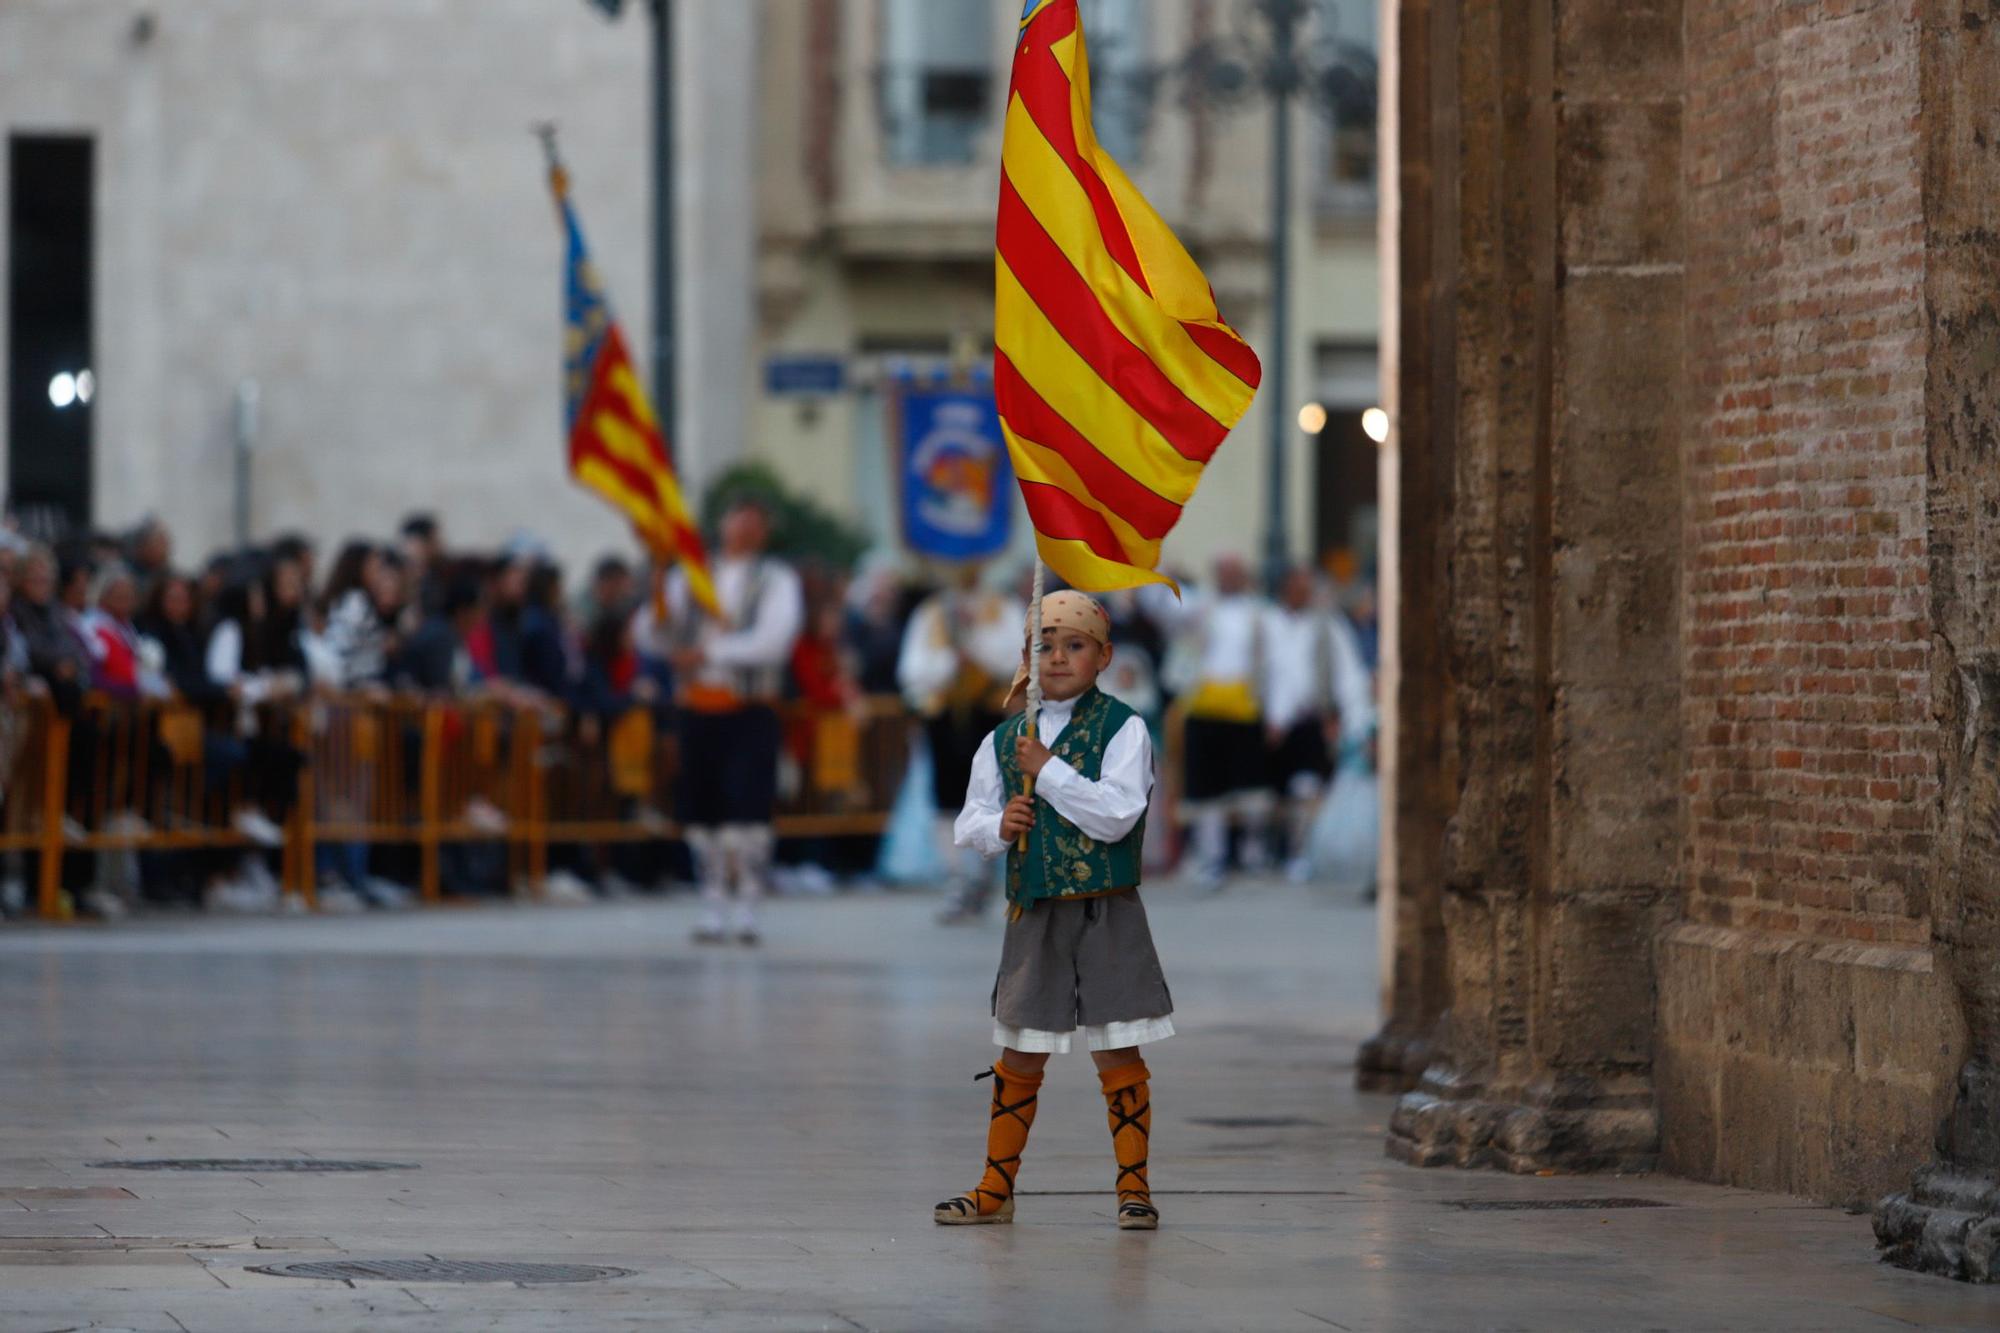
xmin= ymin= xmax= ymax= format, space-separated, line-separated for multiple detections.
xmin=1 ymin=880 xmax=1995 ymax=1331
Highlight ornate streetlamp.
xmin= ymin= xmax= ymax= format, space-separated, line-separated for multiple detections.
xmin=1170 ymin=0 xmax=1378 ymax=587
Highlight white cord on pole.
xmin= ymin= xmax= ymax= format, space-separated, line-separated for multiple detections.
xmin=1025 ymin=558 xmax=1046 ymax=732
xmin=1018 ymin=559 xmax=1046 ymax=851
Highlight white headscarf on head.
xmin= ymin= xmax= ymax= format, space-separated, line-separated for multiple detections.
xmin=1001 ymin=590 xmax=1111 ymax=709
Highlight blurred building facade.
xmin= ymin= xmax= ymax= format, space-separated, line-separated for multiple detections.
xmin=0 ymin=0 xmax=1380 ymax=574
xmin=750 ymin=0 xmax=1383 ymax=573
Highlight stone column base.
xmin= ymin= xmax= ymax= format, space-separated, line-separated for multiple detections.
xmin=1875 ymin=1165 xmax=2000 ymax=1281
xmin=1387 ymin=1064 xmax=1659 ymax=1174
xmin=1356 ymin=1024 xmax=1434 ymax=1094
xmin=1875 ymin=1059 xmax=2000 ymax=1282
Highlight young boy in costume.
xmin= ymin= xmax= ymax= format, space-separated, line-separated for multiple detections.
xmin=933 ymin=590 xmax=1172 ymax=1231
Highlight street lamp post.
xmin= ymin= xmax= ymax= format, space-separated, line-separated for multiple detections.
xmin=1165 ymin=0 xmax=1375 ymax=590
xmin=648 ymin=0 xmax=680 ymax=446
xmin=583 ymin=0 xmax=677 ymax=444
xmin=648 ymin=0 xmax=676 ymax=445
xmin=1260 ymin=0 xmax=1304 ymax=592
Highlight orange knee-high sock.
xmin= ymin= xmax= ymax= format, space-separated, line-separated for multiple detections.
xmin=1099 ymin=1060 xmax=1153 ymax=1206
xmin=968 ymin=1060 xmax=1043 ymax=1215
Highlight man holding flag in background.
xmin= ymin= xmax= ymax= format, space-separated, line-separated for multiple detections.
xmin=933 ymin=0 xmax=1262 ymax=1234
xmin=650 ymin=496 xmax=803 ymax=947
xmin=545 ymin=132 xmax=801 ymax=944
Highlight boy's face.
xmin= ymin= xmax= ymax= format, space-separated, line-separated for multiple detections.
xmin=1029 ymin=627 xmax=1113 ymax=702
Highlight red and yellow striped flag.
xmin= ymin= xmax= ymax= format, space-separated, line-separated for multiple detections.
xmin=997 ymin=0 xmax=1262 ymax=593
xmin=550 ymin=152 xmax=721 ymax=619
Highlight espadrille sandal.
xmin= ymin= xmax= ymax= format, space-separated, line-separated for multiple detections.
xmin=933 ymin=1194 xmax=1015 ymax=1225
xmin=1117 ymin=1200 xmax=1160 ymax=1230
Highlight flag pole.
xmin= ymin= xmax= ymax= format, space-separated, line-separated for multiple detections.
xmin=534 ymin=121 xmax=566 ymax=200
xmin=1017 ymin=558 xmax=1045 ymax=851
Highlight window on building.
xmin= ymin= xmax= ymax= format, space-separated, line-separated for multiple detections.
xmin=879 ymin=0 xmax=994 ymax=166
xmin=1079 ymin=0 xmax=1150 ymax=165
xmin=8 ymin=136 xmax=94 ymax=534
xmin=1313 ymin=0 xmax=1378 ymax=217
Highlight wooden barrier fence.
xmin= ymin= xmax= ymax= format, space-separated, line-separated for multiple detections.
xmin=0 ymin=692 xmax=915 ymax=920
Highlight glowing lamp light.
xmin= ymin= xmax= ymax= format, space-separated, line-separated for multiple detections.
xmin=1296 ymin=402 xmax=1328 ymax=435
xmin=76 ymin=369 xmax=95 ymax=404
xmin=1362 ymin=406 xmax=1390 ymax=444
xmin=47 ymin=373 xmax=77 ymax=409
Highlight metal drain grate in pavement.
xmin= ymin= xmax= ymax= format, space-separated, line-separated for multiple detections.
xmin=250 ymin=1259 xmax=631 ymax=1284
xmin=1186 ymin=1116 xmax=1321 ymax=1130
xmin=87 ymin=1158 xmax=418 ymax=1173
xmin=1444 ymin=1197 xmax=1669 ymax=1211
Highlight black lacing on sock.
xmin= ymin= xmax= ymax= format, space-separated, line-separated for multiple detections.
xmin=971 ymin=1070 xmax=1038 ymax=1211
xmin=1108 ymin=1087 xmax=1150 ymax=1203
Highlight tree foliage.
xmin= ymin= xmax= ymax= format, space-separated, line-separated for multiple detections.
xmin=700 ymin=461 xmax=872 ymax=573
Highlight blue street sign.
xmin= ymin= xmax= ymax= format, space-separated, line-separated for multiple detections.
xmin=764 ymin=355 xmax=847 ymax=397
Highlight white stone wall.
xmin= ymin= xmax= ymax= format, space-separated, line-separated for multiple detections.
xmin=0 ymin=0 xmax=715 ymax=576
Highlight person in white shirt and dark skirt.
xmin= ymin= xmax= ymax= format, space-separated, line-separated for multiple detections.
xmin=655 ymin=498 xmax=804 ymax=946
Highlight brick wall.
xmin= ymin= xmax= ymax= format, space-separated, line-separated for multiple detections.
xmin=1662 ymin=0 xmax=1957 ymax=1201
xmin=1682 ymin=0 xmax=1932 ymax=949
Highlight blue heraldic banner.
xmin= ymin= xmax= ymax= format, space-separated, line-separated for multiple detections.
xmin=900 ymin=390 xmax=1014 ymax=560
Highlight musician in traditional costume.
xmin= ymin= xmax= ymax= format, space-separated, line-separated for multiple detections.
xmin=658 ymin=497 xmax=802 ymax=945
xmin=1149 ymin=554 xmax=1277 ymax=886
xmin=896 ymin=565 xmax=1024 ymax=923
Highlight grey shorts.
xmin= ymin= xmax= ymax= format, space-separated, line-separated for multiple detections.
xmin=991 ymin=891 xmax=1174 ymax=1032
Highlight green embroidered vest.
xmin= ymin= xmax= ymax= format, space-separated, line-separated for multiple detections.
xmin=995 ymin=686 xmax=1146 ymax=907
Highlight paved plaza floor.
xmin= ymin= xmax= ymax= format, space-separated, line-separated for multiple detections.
xmin=1 ymin=879 xmax=1996 ymax=1331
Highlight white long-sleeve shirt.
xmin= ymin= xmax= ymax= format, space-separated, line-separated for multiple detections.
xmin=953 ymin=692 xmax=1154 ymax=857
xmin=1263 ymin=606 xmax=1330 ymax=733
xmin=656 ymin=556 xmax=805 ymax=696
xmin=896 ymin=591 xmax=1024 ymax=714
xmin=1141 ymin=582 xmax=1271 ymax=698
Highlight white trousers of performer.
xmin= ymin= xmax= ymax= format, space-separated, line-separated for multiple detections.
xmin=1281 ymin=770 xmax=1327 ymax=881
xmin=688 ymin=823 xmax=773 ymax=933
xmin=1184 ymin=789 xmax=1277 ymax=880
xmin=933 ymin=815 xmax=990 ymax=893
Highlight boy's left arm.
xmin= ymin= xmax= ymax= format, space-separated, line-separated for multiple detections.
xmin=1033 ymin=717 xmax=1154 ymax=843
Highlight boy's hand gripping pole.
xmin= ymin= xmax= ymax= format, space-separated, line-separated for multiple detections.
xmin=1017 ymin=559 xmax=1045 ymax=852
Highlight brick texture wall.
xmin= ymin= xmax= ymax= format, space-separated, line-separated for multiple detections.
xmin=1682 ymin=0 xmax=1932 ymax=949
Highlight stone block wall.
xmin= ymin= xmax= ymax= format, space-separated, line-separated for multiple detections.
xmin=1657 ymin=923 xmax=1958 ymax=1200
xmin=1380 ymin=0 xmax=1683 ymax=1174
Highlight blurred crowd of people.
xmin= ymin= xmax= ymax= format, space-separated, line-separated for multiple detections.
xmin=0 ymin=504 xmax=1380 ymax=924
xmin=898 ymin=550 xmax=1380 ymax=922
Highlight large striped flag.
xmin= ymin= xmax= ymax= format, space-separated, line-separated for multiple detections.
xmin=998 ymin=0 xmax=1262 ymax=593
xmin=548 ymin=147 xmax=721 ymax=618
